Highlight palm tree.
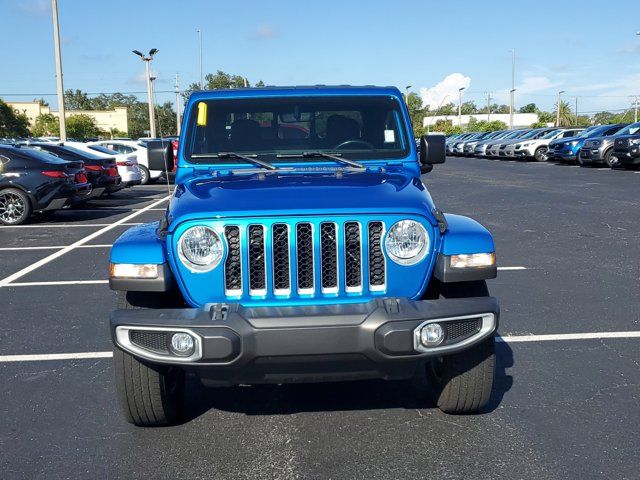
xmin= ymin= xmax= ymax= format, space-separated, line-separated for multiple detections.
xmin=553 ymin=100 xmax=573 ymax=126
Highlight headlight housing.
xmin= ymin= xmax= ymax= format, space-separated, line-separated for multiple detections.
xmin=178 ymin=225 xmax=223 ymax=272
xmin=630 ymin=138 xmax=640 ymax=145
xmin=385 ymin=220 xmax=429 ymax=265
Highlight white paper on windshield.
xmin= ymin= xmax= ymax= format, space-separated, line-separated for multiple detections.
xmin=384 ymin=130 xmax=395 ymax=143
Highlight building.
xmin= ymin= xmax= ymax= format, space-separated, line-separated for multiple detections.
xmin=6 ymin=101 xmax=128 ymax=134
xmin=423 ymin=113 xmax=540 ymax=129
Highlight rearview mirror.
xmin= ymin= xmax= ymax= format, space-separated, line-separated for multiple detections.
xmin=146 ymin=139 xmax=175 ymax=172
xmin=419 ymin=135 xmax=446 ymax=173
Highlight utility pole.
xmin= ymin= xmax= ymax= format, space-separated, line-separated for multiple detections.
xmin=197 ymin=29 xmax=204 ymax=89
xmin=132 ymin=49 xmax=158 ymax=138
xmin=509 ymin=49 xmax=515 ymax=130
xmin=575 ymin=97 xmax=578 ymax=125
xmin=405 ymin=85 xmax=412 ymax=105
xmin=556 ymin=90 xmax=565 ymax=127
xmin=175 ymin=73 xmax=181 ymax=135
xmin=633 ymin=96 xmax=639 ymax=123
xmin=51 ymin=0 xmax=66 ymax=141
xmin=486 ymin=92 xmax=492 ymax=122
xmin=458 ymin=87 xmax=465 ymax=127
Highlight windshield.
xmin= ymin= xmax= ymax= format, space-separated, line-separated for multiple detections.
xmin=541 ymin=129 xmax=561 ymax=139
xmin=184 ymin=95 xmax=409 ymax=163
xmin=614 ymin=123 xmax=640 ymax=136
xmin=88 ymin=145 xmax=119 ymax=156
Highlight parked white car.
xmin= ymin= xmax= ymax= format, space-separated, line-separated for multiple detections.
xmin=88 ymin=140 xmax=163 ymax=185
xmin=64 ymin=141 xmax=142 ymax=187
xmin=513 ymin=128 xmax=583 ymax=161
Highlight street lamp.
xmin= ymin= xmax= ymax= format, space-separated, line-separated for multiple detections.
xmin=132 ymin=49 xmax=158 ymax=138
xmin=51 ymin=0 xmax=67 ymax=141
xmin=458 ymin=87 xmax=465 ymax=127
xmin=556 ymin=90 xmax=565 ymax=127
xmin=405 ymin=85 xmax=412 ymax=105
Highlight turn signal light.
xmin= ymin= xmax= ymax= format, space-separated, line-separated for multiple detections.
xmin=109 ymin=263 xmax=159 ymax=279
xmin=450 ymin=253 xmax=496 ymax=269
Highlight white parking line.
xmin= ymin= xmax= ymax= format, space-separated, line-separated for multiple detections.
xmin=498 ymin=266 xmax=527 ymax=271
xmin=0 ymin=195 xmax=170 ymax=287
xmin=0 ymin=245 xmax=111 ymax=251
xmin=2 ymin=330 xmax=640 ymax=363
xmin=6 ymin=280 xmax=109 ymax=287
xmin=0 ymin=223 xmax=143 ymax=228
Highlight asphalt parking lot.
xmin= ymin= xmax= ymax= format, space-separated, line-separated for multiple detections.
xmin=1 ymin=158 xmax=639 ymax=480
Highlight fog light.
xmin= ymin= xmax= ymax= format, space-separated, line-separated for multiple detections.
xmin=170 ymin=333 xmax=195 ymax=356
xmin=420 ymin=323 xmax=444 ymax=347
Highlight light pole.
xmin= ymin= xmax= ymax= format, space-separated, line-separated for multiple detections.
xmin=486 ymin=92 xmax=492 ymax=122
xmin=575 ymin=97 xmax=579 ymax=125
xmin=175 ymin=73 xmax=181 ymax=135
xmin=405 ymin=85 xmax=412 ymax=105
xmin=426 ymin=95 xmax=450 ymax=133
xmin=633 ymin=96 xmax=639 ymax=123
xmin=197 ymin=29 xmax=204 ymax=89
xmin=458 ymin=87 xmax=465 ymax=127
xmin=509 ymin=49 xmax=515 ymax=130
xmin=132 ymin=49 xmax=158 ymax=138
xmin=556 ymin=90 xmax=565 ymax=127
xmin=51 ymin=0 xmax=66 ymax=141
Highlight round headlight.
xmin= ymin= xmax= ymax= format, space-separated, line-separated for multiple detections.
xmin=178 ymin=226 xmax=223 ymax=272
xmin=385 ymin=220 xmax=429 ymax=265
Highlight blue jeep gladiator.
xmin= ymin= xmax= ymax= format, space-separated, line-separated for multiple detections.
xmin=109 ymin=86 xmax=499 ymax=426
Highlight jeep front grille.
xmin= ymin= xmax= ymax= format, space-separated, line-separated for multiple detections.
xmin=223 ymin=220 xmax=387 ymax=297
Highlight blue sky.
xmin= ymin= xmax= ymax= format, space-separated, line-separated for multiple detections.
xmin=1 ymin=0 xmax=639 ymax=114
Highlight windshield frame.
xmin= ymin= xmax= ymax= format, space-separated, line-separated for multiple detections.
xmin=182 ymin=94 xmax=411 ymax=165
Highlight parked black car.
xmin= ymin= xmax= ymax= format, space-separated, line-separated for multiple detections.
xmin=24 ymin=143 xmax=123 ymax=195
xmin=611 ymin=122 xmax=640 ymax=169
xmin=0 ymin=145 xmax=91 ymax=225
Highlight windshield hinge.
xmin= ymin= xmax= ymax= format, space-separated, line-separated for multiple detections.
xmin=432 ymin=208 xmax=448 ymax=234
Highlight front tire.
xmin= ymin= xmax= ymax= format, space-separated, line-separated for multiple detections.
xmin=533 ymin=146 xmax=547 ymax=162
xmin=113 ymin=290 xmax=186 ymax=426
xmin=113 ymin=347 xmax=185 ymax=426
xmin=419 ymin=280 xmax=495 ymax=414
xmin=603 ymin=149 xmax=617 ymax=168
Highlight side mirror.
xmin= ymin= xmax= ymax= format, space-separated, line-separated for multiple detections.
xmin=147 ymin=139 xmax=175 ymax=172
xmin=419 ymin=134 xmax=446 ymax=174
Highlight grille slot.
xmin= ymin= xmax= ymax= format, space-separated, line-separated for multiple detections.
xmin=296 ymin=223 xmax=314 ymax=293
xmin=443 ymin=319 xmax=482 ymax=345
xmin=129 ymin=331 xmax=170 ymax=353
xmin=224 ymin=226 xmax=242 ymax=295
xmin=368 ymin=222 xmax=385 ymax=290
xmin=272 ymin=223 xmax=290 ymax=294
xmin=344 ymin=222 xmax=362 ymax=291
xmin=320 ymin=222 xmax=338 ymax=292
xmin=248 ymin=225 xmax=266 ymax=295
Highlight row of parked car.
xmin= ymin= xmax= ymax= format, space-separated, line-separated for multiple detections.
xmin=446 ymin=122 xmax=640 ymax=169
xmin=0 ymin=137 xmax=177 ymax=225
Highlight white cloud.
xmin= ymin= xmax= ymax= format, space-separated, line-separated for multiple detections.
xmin=419 ymin=73 xmax=471 ymax=109
xmin=252 ymin=25 xmax=279 ymax=39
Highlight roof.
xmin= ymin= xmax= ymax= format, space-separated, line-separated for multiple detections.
xmin=188 ymin=85 xmax=403 ymax=101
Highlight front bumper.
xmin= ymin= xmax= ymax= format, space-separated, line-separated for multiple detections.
xmin=614 ymin=147 xmax=640 ymax=165
xmin=111 ymin=297 xmax=499 ymax=384
xmin=579 ymin=148 xmax=604 ymax=163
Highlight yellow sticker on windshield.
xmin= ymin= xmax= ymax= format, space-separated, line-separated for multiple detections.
xmin=196 ymin=102 xmax=207 ymax=126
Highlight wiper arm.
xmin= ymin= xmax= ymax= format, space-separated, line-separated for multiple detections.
xmin=191 ymin=152 xmax=277 ymax=170
xmin=277 ymin=151 xmax=365 ymax=169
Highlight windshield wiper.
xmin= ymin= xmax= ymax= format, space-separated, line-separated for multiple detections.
xmin=276 ymin=151 xmax=365 ymax=169
xmin=191 ymin=152 xmax=277 ymax=170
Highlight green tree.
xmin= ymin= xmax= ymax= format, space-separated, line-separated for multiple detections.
xmin=34 ymin=98 xmax=49 ymax=107
xmin=406 ymin=92 xmax=425 ymax=136
xmin=530 ymin=121 xmax=548 ymax=128
xmin=64 ymin=89 xmax=92 ymax=110
xmin=31 ymin=113 xmax=60 ymax=136
xmin=66 ymin=114 xmax=101 ymax=139
xmin=591 ymin=111 xmax=617 ymax=125
xmin=553 ymin=100 xmax=573 ymax=126
xmin=183 ymin=70 xmax=264 ymax=100
xmin=538 ymin=111 xmax=555 ymax=124
xmin=0 ymin=100 xmax=30 ymax=137
xmin=519 ymin=103 xmax=537 ymax=113
xmin=460 ymin=101 xmax=478 ymax=115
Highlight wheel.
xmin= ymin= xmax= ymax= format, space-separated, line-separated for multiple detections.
xmin=113 ymin=347 xmax=185 ymax=426
xmin=533 ymin=147 xmax=547 ymax=162
xmin=603 ymin=149 xmax=617 ymax=168
xmin=138 ymin=165 xmax=150 ymax=185
xmin=0 ymin=188 xmax=31 ymax=225
xmin=114 ymin=290 xmax=186 ymax=426
xmin=577 ymin=154 xmax=586 ymax=166
xmin=418 ymin=280 xmax=495 ymax=414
